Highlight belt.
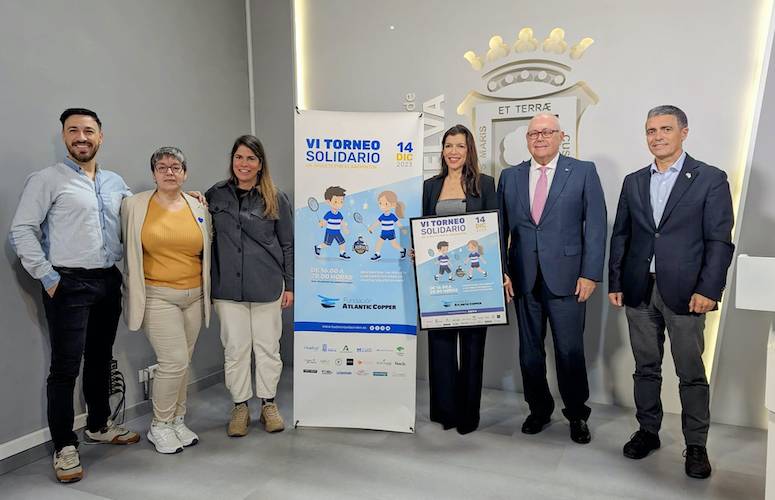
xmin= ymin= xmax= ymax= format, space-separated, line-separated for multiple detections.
xmin=54 ymin=266 xmax=117 ymax=278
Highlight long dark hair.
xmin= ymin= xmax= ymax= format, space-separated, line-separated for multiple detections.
xmin=439 ymin=124 xmax=481 ymax=197
xmin=228 ymin=135 xmax=279 ymax=219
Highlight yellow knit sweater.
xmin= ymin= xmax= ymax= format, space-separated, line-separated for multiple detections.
xmin=141 ymin=197 xmax=203 ymax=289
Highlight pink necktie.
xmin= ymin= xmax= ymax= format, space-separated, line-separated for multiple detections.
xmin=532 ymin=166 xmax=548 ymax=224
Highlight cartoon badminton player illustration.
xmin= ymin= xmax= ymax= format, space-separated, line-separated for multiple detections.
xmin=367 ymin=190 xmax=406 ymax=260
xmin=464 ymin=239 xmax=487 ymax=279
xmin=314 ymin=185 xmax=351 ymax=259
xmin=434 ymin=241 xmax=453 ymax=281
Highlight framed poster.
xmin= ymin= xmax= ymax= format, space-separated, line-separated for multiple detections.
xmin=410 ymin=210 xmax=509 ymax=330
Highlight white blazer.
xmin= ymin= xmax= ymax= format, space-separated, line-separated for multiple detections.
xmin=121 ymin=190 xmax=212 ymax=331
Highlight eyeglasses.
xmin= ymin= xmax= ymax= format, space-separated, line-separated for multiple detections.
xmin=154 ymin=165 xmax=184 ymax=174
xmin=526 ymin=129 xmax=561 ymax=140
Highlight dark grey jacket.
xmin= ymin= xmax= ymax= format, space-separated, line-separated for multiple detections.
xmin=206 ymin=180 xmax=294 ymax=302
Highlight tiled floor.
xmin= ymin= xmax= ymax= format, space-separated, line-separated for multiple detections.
xmin=0 ymin=373 xmax=765 ymax=499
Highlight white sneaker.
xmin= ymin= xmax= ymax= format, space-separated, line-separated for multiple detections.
xmin=147 ymin=420 xmax=184 ymax=454
xmin=53 ymin=445 xmax=83 ymax=483
xmin=84 ymin=419 xmax=141 ymax=445
xmin=171 ymin=416 xmax=199 ymax=447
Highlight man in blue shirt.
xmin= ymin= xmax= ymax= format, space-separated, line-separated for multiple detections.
xmin=9 ymin=108 xmax=140 ymax=483
xmin=608 ymin=105 xmax=735 ymax=479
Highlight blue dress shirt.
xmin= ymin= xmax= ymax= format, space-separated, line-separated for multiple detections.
xmin=9 ymin=157 xmax=131 ymax=288
xmin=649 ymin=152 xmax=686 ymax=272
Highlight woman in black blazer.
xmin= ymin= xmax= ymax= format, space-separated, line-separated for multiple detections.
xmin=421 ymin=124 xmax=512 ymax=434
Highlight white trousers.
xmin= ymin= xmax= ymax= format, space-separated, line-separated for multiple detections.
xmin=143 ymin=286 xmax=203 ymax=422
xmin=214 ymin=296 xmax=283 ymax=402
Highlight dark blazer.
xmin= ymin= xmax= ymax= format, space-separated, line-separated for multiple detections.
xmin=498 ymin=154 xmax=607 ymax=297
xmin=608 ymin=153 xmax=734 ymax=314
xmin=422 ymin=173 xmax=497 ymax=216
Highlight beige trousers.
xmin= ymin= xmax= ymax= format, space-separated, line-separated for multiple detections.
xmin=214 ymin=296 xmax=283 ymax=402
xmin=143 ymin=285 xmax=203 ymax=422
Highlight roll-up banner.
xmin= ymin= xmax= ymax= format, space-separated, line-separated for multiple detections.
xmin=293 ymin=110 xmax=422 ymax=432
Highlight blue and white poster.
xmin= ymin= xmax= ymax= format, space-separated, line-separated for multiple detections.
xmin=293 ymin=110 xmax=422 ymax=432
xmin=410 ymin=211 xmax=508 ymax=330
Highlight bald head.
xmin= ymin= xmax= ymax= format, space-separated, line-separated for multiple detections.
xmin=526 ymin=113 xmax=564 ymax=165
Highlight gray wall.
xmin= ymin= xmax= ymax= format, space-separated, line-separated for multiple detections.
xmin=249 ymin=0 xmax=296 ymax=363
xmin=2 ymin=0 xmax=773 ymax=454
xmin=288 ymin=0 xmax=770 ymax=428
xmin=0 ymin=0 xmax=250 ymax=446
xmin=711 ymin=34 xmax=775 ymax=429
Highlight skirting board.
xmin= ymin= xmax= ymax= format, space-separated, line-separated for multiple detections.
xmin=0 ymin=370 xmax=223 ymax=475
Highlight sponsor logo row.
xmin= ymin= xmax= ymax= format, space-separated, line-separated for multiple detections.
xmin=302 ymin=368 xmax=404 ymax=377
xmin=303 ymin=357 xmax=406 ymax=367
xmin=303 ymin=344 xmax=406 ymax=355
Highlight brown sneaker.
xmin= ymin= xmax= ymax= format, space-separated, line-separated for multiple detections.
xmin=227 ymin=402 xmax=250 ymax=437
xmin=260 ymin=402 xmax=285 ymax=433
xmin=84 ymin=420 xmax=141 ymax=445
xmin=54 ymin=445 xmax=83 ymax=483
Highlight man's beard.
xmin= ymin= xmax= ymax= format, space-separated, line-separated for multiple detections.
xmin=67 ymin=141 xmax=100 ymax=163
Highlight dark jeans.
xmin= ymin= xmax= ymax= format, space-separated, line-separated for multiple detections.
xmin=514 ymin=269 xmax=590 ymax=421
xmin=428 ymin=327 xmax=487 ymax=432
xmin=42 ymin=266 xmax=122 ymax=450
xmin=625 ymin=278 xmax=709 ymax=446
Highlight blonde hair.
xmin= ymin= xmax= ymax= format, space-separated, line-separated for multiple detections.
xmin=378 ymin=190 xmax=405 ymax=218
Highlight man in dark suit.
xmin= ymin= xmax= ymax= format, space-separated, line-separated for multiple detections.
xmin=498 ymin=113 xmax=607 ymax=444
xmin=608 ymin=105 xmax=734 ymax=479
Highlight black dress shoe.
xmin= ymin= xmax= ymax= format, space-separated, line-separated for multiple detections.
xmin=456 ymin=424 xmax=478 ymax=435
xmin=521 ymin=414 xmax=551 ymax=434
xmin=430 ymin=416 xmax=455 ymax=430
xmin=569 ymin=419 xmax=591 ymax=444
xmin=684 ymin=445 xmax=712 ymax=479
xmin=623 ymin=430 xmax=661 ymax=459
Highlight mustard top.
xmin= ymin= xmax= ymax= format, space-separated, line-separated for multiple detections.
xmin=141 ymin=196 xmax=203 ymax=289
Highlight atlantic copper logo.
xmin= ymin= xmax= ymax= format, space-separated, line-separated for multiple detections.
xmin=457 ymin=27 xmax=598 ymax=178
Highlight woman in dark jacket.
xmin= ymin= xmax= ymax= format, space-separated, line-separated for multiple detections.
xmin=422 ymin=124 xmax=512 ymax=434
xmin=206 ymin=135 xmax=293 ymax=436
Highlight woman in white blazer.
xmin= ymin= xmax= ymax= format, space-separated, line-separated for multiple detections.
xmin=121 ymin=146 xmax=212 ymax=454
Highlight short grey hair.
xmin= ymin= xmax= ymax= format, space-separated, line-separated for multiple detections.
xmin=149 ymin=146 xmax=187 ymax=172
xmin=647 ymin=105 xmax=688 ymax=129
xmin=529 ymin=112 xmax=563 ymax=131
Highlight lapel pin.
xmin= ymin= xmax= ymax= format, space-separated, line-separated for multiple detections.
xmin=564 ymin=168 xmax=569 ymax=172
xmin=686 ymin=172 xmax=692 ymax=179
xmin=197 ymin=217 xmax=204 ymax=223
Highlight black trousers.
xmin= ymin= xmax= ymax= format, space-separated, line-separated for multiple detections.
xmin=42 ymin=266 xmax=122 ymax=450
xmin=625 ymin=278 xmax=709 ymax=446
xmin=427 ymin=327 xmax=487 ymax=433
xmin=514 ymin=268 xmax=591 ymax=421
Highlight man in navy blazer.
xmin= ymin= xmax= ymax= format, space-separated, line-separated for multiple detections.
xmin=498 ymin=113 xmax=607 ymax=444
xmin=608 ymin=105 xmax=734 ymax=479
